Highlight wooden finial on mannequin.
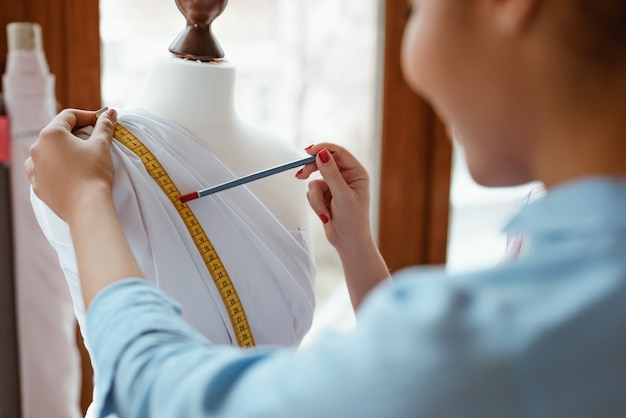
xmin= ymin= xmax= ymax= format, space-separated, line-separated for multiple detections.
xmin=169 ymin=0 xmax=228 ymax=62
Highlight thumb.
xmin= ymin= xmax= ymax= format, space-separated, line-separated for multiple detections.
xmin=316 ymin=148 xmax=351 ymax=198
xmin=91 ymin=108 xmax=117 ymax=145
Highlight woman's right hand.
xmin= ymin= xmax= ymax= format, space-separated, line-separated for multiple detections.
xmin=297 ymin=143 xmax=371 ymax=255
xmin=296 ymin=143 xmax=389 ymax=309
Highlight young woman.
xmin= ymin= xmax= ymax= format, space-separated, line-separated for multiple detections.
xmin=26 ymin=0 xmax=626 ymax=416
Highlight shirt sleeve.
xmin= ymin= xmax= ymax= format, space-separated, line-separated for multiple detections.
xmin=87 ymin=275 xmax=525 ymax=418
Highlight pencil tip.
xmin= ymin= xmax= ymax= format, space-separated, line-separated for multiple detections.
xmin=180 ymin=192 xmax=199 ymax=203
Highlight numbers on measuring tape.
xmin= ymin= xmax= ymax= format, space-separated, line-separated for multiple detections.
xmin=112 ymin=122 xmax=255 ymax=348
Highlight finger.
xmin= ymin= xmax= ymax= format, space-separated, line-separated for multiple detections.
xmin=307 ymin=179 xmax=331 ymax=223
xmin=314 ymin=148 xmax=352 ymax=199
xmin=24 ymin=157 xmax=34 ymax=184
xmin=298 ymin=142 xmax=354 ymax=179
xmin=297 ymin=144 xmax=320 ymax=178
xmin=90 ymin=108 xmax=117 ymax=146
xmin=46 ymin=108 xmax=99 ymax=134
xmin=304 ymin=142 xmax=347 ymax=157
xmin=295 ymin=160 xmax=318 ymax=179
xmin=294 ymin=145 xmax=320 ymax=179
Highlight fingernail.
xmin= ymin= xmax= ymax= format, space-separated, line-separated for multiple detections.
xmin=319 ymin=214 xmax=329 ymax=224
xmin=305 ymin=144 xmax=315 ymax=151
xmin=319 ymin=149 xmax=330 ymax=164
xmin=107 ymin=108 xmax=118 ymax=122
xmin=295 ymin=168 xmax=304 ymax=177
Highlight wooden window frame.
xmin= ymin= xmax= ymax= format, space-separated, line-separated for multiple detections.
xmin=378 ymin=0 xmax=452 ymax=272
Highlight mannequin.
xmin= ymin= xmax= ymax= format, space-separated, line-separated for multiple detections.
xmin=139 ymin=0 xmax=310 ymax=231
xmin=33 ymin=0 xmax=315 ymax=362
xmin=126 ymin=58 xmax=310 ymax=232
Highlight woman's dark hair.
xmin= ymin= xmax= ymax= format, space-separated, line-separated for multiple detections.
xmin=571 ymin=0 xmax=626 ymax=70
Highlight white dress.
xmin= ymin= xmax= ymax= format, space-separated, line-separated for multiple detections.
xmin=32 ymin=109 xmax=316 ymax=350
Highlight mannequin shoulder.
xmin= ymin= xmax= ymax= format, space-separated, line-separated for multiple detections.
xmin=234 ymin=122 xmax=304 ymax=166
xmin=228 ymin=124 xmax=312 ymax=231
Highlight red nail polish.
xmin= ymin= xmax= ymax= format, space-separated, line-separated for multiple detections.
xmin=305 ymin=144 xmax=315 ymax=151
xmin=295 ymin=168 xmax=304 ymax=177
xmin=319 ymin=214 xmax=329 ymax=224
xmin=319 ymin=149 xmax=330 ymax=164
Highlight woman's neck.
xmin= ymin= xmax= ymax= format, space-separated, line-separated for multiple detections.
xmin=534 ymin=102 xmax=626 ymax=189
xmin=126 ymin=56 xmax=238 ymax=138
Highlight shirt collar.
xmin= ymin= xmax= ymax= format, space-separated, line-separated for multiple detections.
xmin=503 ymin=177 xmax=626 ymax=237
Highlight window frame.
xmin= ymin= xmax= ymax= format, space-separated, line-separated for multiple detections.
xmin=378 ymin=0 xmax=452 ymax=271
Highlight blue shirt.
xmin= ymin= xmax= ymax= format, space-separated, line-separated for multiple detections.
xmin=87 ymin=178 xmax=626 ymax=418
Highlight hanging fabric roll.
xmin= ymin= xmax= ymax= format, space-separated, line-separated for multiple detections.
xmin=2 ymin=22 xmax=81 ymax=418
xmin=0 ymin=90 xmax=20 ymax=418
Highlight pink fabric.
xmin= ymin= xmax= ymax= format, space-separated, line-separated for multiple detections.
xmin=503 ymin=186 xmax=546 ymax=263
xmin=3 ymin=49 xmax=81 ymax=418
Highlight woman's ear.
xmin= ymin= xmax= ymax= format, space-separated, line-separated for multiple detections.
xmin=492 ymin=0 xmax=540 ymax=34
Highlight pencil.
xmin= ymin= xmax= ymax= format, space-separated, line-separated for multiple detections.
xmin=180 ymin=155 xmax=317 ymax=203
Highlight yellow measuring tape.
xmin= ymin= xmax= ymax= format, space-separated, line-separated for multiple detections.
xmin=106 ymin=113 xmax=255 ymax=348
